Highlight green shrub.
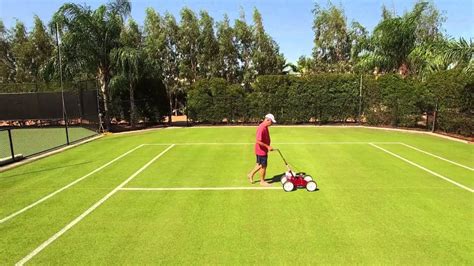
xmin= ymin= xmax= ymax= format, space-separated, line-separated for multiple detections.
xmin=188 ymin=78 xmax=246 ymax=123
xmin=186 ymin=71 xmax=472 ymax=137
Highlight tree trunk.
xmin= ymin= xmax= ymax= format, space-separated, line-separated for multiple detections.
xmin=98 ymin=66 xmax=111 ymax=131
xmin=398 ymin=62 xmax=409 ymax=78
xmin=174 ymin=94 xmax=179 ymax=112
xmin=431 ymin=103 xmax=438 ymax=132
xmin=129 ymin=81 xmax=136 ymax=129
xmin=425 ymin=111 xmax=429 ymax=130
xmin=165 ymin=82 xmax=173 ymax=125
xmin=168 ymin=95 xmax=173 ymax=125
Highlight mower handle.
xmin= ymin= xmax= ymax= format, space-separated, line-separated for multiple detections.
xmin=273 ymin=149 xmax=291 ymax=170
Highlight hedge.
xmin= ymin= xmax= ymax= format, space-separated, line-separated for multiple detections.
xmin=187 ymin=71 xmax=473 ymax=137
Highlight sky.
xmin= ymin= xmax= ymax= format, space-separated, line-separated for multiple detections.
xmin=1 ymin=0 xmax=473 ymax=63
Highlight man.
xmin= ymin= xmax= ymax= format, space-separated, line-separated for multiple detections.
xmin=247 ymin=114 xmax=276 ymax=186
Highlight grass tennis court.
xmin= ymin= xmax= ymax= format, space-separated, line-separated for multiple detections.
xmin=0 ymin=127 xmax=97 ymax=158
xmin=0 ymin=127 xmax=472 ymax=264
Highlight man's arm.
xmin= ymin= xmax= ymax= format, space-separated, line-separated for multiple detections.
xmin=256 ymin=140 xmax=273 ymax=151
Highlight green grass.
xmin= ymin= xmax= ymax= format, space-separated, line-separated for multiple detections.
xmin=0 ymin=127 xmax=96 ymax=158
xmin=0 ymin=127 xmax=472 ymax=264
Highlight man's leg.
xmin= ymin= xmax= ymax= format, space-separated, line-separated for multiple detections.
xmin=247 ymin=164 xmax=261 ymax=183
xmin=259 ymin=166 xmax=271 ymax=186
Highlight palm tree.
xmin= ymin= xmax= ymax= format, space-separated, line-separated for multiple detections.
xmin=356 ymin=2 xmax=428 ymax=76
xmin=436 ymin=38 xmax=473 ymax=73
xmin=51 ymin=0 xmax=131 ymax=130
xmin=405 ymin=38 xmax=473 ymax=78
xmin=110 ymin=47 xmax=143 ymax=128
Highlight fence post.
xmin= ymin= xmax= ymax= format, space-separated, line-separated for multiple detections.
xmin=359 ymin=75 xmax=363 ymax=123
xmin=56 ymin=23 xmax=70 ymax=145
xmin=7 ymin=129 xmax=15 ymax=160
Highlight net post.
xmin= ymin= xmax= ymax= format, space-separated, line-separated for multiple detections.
xmin=7 ymin=129 xmax=15 ymax=160
xmin=358 ymin=74 xmax=363 ymax=124
xmin=56 ymin=23 xmax=70 ymax=145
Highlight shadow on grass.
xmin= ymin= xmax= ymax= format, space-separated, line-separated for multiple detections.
xmin=1 ymin=161 xmax=93 ymax=178
xmin=264 ymin=173 xmax=285 ymax=184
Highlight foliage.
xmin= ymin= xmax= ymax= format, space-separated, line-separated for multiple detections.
xmin=187 ymin=72 xmax=473 ymax=136
xmin=252 ymin=8 xmax=285 ymax=75
xmin=187 ymin=78 xmax=245 ymax=123
xmin=312 ymin=3 xmax=350 ymax=64
xmin=234 ymin=9 xmax=254 ymax=88
xmin=50 ymin=0 xmax=131 ymax=129
xmin=197 ymin=11 xmax=219 ymax=79
xmin=216 ymin=15 xmax=239 ymax=83
xmin=423 ymin=70 xmax=473 ymax=135
xmin=356 ymin=1 xmax=447 ymax=76
xmin=110 ymin=19 xmax=144 ymax=127
xmin=1 ymin=1 xmax=471 ymax=137
xmin=178 ymin=8 xmax=200 ymax=84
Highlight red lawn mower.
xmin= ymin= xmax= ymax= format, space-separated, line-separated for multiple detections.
xmin=275 ymin=149 xmax=318 ymax=192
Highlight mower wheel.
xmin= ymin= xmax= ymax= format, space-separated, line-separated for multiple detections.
xmin=283 ymin=181 xmax=294 ymax=192
xmin=281 ymin=176 xmax=288 ymax=184
xmin=306 ymin=181 xmax=317 ymax=192
xmin=304 ymin=175 xmax=313 ymax=182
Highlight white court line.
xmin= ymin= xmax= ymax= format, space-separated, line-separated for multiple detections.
xmin=370 ymin=143 xmax=473 ymax=193
xmin=120 ymin=187 xmax=281 ymax=191
xmin=16 ymin=144 xmax=175 ymax=266
xmin=400 ymin=143 xmax=473 ymax=171
xmin=0 ymin=144 xmax=145 ymax=224
xmin=174 ymin=125 xmax=470 ymax=143
xmin=144 ymin=142 xmax=402 ymax=145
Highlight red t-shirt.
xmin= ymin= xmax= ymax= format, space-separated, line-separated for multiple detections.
xmin=255 ymin=123 xmax=271 ymax=156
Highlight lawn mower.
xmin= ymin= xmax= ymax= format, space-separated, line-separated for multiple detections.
xmin=274 ymin=149 xmax=318 ymax=192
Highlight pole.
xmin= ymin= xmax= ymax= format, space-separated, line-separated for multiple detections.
xmin=7 ymin=129 xmax=15 ymax=160
xmin=359 ymin=74 xmax=363 ymax=123
xmin=96 ymin=80 xmax=104 ymax=133
xmin=56 ymin=23 xmax=69 ymax=145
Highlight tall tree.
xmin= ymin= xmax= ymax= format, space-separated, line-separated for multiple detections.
xmin=216 ymin=14 xmax=239 ymax=82
xmin=178 ymin=8 xmax=200 ymax=85
xmin=414 ymin=0 xmax=445 ymax=44
xmin=144 ymin=9 xmax=180 ymax=124
xmin=29 ymin=15 xmax=54 ymax=82
xmin=0 ymin=19 xmax=15 ymax=82
xmin=10 ymin=20 xmax=32 ymax=82
xmin=311 ymin=2 xmax=351 ymax=72
xmin=143 ymin=7 xmax=164 ymax=75
xmin=359 ymin=2 xmax=429 ymax=76
xmin=51 ymin=0 xmax=131 ymax=130
xmin=348 ymin=21 xmax=369 ymax=70
xmin=234 ymin=9 xmax=254 ymax=88
xmin=252 ymin=8 xmax=285 ymax=75
xmin=407 ymin=0 xmax=447 ymax=76
xmin=111 ymin=19 xmax=143 ymax=128
xmin=197 ymin=10 xmax=218 ymax=79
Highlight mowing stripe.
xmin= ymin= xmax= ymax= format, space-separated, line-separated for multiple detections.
xmin=16 ymin=144 xmax=175 ymax=266
xmin=400 ymin=143 xmax=473 ymax=171
xmin=144 ymin=142 xmax=402 ymax=145
xmin=0 ymin=144 xmax=145 ymax=225
xmin=370 ymin=143 xmax=473 ymax=193
xmin=120 ymin=187 xmax=281 ymax=191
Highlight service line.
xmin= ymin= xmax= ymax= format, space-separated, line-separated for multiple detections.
xmin=370 ymin=143 xmax=473 ymax=193
xmin=16 ymin=144 xmax=175 ymax=265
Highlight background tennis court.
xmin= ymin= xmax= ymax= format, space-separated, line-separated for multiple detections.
xmin=0 ymin=127 xmax=472 ymax=264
